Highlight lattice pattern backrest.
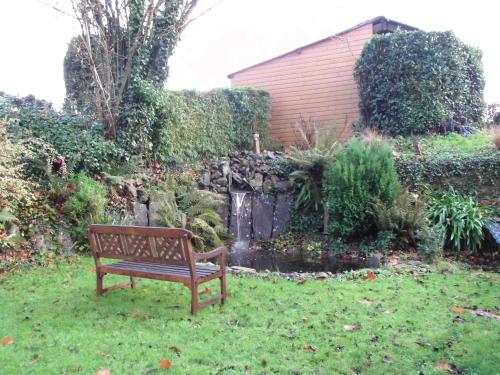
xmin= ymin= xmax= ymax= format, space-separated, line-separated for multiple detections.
xmin=89 ymin=225 xmax=193 ymax=266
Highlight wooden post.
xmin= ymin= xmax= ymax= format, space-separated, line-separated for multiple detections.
xmin=253 ymin=133 xmax=261 ymax=155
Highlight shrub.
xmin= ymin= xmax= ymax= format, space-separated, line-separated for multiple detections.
xmin=324 ymin=139 xmax=400 ymax=237
xmin=416 ymin=224 xmax=446 ymax=263
xmin=289 ymin=207 xmax=323 ymax=233
xmin=1 ymin=92 xmax=129 ymax=174
xmin=359 ymin=230 xmax=396 ymax=257
xmin=64 ymin=173 xmax=107 ymax=250
xmin=0 ymin=119 xmax=37 ymax=208
xmin=491 ymin=126 xmax=500 ymax=150
xmin=494 ymin=112 xmax=500 ymax=126
xmin=355 ymin=30 xmax=485 ymax=136
xmin=427 ymin=188 xmax=490 ymax=253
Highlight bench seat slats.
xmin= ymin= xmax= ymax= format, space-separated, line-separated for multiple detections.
xmin=101 ymin=260 xmax=220 ymax=278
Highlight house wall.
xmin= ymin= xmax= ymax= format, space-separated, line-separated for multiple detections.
xmin=230 ymin=23 xmax=374 ymax=146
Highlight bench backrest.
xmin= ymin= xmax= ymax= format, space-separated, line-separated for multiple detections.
xmin=88 ymin=225 xmax=194 ymax=266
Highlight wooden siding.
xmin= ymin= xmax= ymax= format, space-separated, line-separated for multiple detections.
xmin=230 ymin=23 xmax=374 ymax=146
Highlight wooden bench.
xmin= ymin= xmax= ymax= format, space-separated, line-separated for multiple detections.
xmin=88 ymin=224 xmax=228 ymax=315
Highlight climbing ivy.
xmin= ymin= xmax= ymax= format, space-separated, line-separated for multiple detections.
xmin=120 ymin=82 xmax=271 ymax=166
xmin=395 ymin=152 xmax=500 ymax=193
xmin=355 ymin=30 xmax=485 ymax=135
xmin=1 ymin=93 xmax=129 ymax=174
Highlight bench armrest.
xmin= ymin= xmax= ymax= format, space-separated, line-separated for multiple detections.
xmin=194 ymin=246 xmax=228 ymax=261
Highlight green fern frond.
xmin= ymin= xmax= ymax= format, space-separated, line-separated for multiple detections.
xmin=0 ymin=209 xmax=17 ymax=224
xmin=157 ymin=188 xmax=226 ymax=251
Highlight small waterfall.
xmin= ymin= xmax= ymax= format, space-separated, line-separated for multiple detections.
xmin=233 ymin=191 xmax=246 ymax=241
xmin=230 ymin=191 xmax=250 ymax=264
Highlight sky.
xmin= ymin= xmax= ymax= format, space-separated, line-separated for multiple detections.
xmin=0 ymin=0 xmax=498 ymax=108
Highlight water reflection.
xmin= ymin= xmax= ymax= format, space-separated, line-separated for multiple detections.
xmin=228 ymin=242 xmax=363 ymax=273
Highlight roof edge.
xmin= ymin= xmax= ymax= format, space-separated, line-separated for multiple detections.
xmin=228 ymin=16 xmax=417 ymax=79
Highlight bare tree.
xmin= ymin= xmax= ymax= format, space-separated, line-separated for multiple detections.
xmin=69 ymin=0 xmax=198 ymax=138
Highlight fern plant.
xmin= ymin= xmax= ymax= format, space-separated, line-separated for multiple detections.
xmin=372 ymin=190 xmax=427 ymax=247
xmin=157 ymin=188 xmax=227 ymax=251
xmin=287 ymin=120 xmax=338 ymax=232
xmin=0 ymin=209 xmax=17 ymax=234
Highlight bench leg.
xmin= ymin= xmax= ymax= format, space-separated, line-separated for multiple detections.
xmin=96 ymin=273 xmax=104 ymax=296
xmin=130 ymin=276 xmax=136 ymax=289
xmin=220 ymin=274 xmax=227 ymax=304
xmin=191 ymin=282 xmax=198 ymax=315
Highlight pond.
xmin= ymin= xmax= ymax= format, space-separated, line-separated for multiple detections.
xmin=227 ymin=240 xmax=365 ymax=273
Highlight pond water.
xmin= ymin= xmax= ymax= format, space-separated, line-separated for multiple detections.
xmin=227 ymin=190 xmax=365 ymax=273
xmin=227 ymin=240 xmax=364 ymax=273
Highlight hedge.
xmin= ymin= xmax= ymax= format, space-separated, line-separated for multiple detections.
xmin=395 ymin=152 xmax=499 ymax=191
xmin=154 ymin=88 xmax=270 ymax=165
xmin=355 ymin=30 xmax=485 ymax=136
xmin=119 ymin=82 xmax=271 ymax=166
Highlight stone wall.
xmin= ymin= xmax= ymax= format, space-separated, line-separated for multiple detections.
xmin=197 ymin=151 xmax=295 ymax=241
xmin=124 ymin=184 xmax=294 ymax=241
xmin=224 ymin=192 xmax=293 ymax=241
xmin=198 ymin=150 xmax=292 ymax=194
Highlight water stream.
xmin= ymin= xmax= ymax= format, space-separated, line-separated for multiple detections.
xmin=233 ymin=191 xmax=246 ymax=241
xmin=229 ymin=191 xmax=251 ymax=265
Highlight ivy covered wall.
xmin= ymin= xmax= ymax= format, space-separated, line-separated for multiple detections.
xmin=154 ymin=88 xmax=270 ymax=165
xmin=119 ymin=83 xmax=271 ymax=166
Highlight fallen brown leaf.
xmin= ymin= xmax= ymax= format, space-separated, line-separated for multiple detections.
xmin=169 ymin=346 xmax=181 ymax=355
xmin=388 ymin=256 xmax=399 ymax=265
xmin=94 ymin=370 xmax=111 ymax=375
xmin=131 ymin=312 xmax=145 ymax=321
xmin=98 ymin=351 xmax=108 ymax=357
xmin=303 ymin=344 xmax=317 ymax=352
xmin=452 ymin=307 xmax=466 ymax=314
xmin=362 ymin=272 xmax=377 ymax=281
xmin=435 ymin=359 xmax=462 ymax=374
xmin=199 ymin=287 xmax=212 ymax=296
xmin=344 ymin=324 xmax=361 ymax=331
xmin=1 ymin=336 xmax=14 ymax=346
xmin=159 ymin=359 xmax=172 ymax=369
xmin=436 ymin=360 xmax=451 ymax=372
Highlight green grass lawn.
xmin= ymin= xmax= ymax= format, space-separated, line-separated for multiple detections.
xmin=1 ymin=257 xmax=499 ymax=374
